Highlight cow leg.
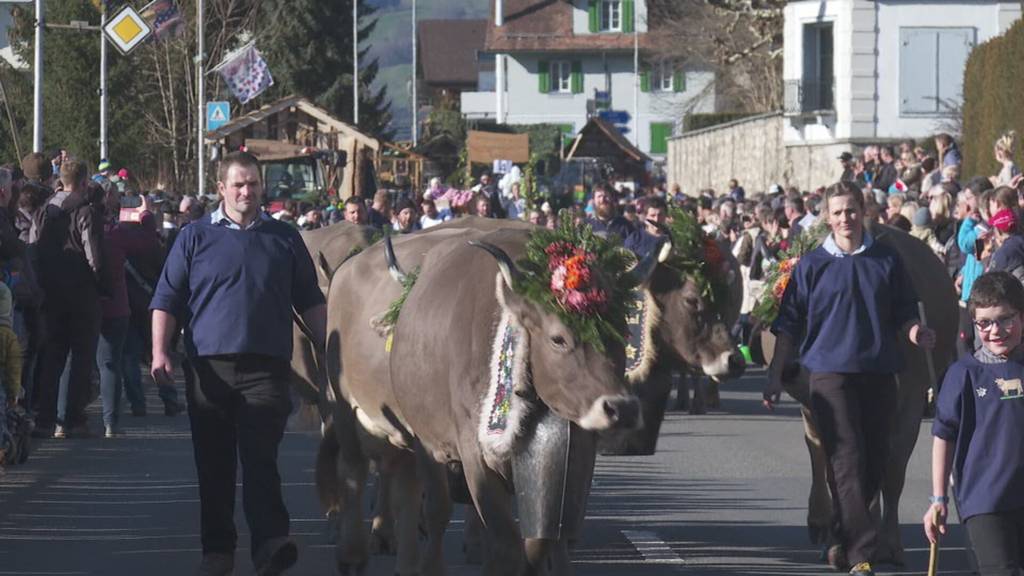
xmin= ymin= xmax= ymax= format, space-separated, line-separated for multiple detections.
xmin=415 ymin=450 xmax=452 ymax=576
xmin=705 ymin=378 xmax=721 ymax=410
xmin=334 ymin=428 xmax=371 ymax=574
xmin=461 ymin=450 xmax=523 ymax=575
xmin=689 ymin=374 xmax=706 ymax=415
xmin=463 ymin=507 xmax=484 ymax=564
xmin=523 ymin=539 xmax=558 ymax=576
xmin=387 ymin=450 xmax=423 ymax=576
xmin=801 ymin=406 xmax=834 ymax=546
xmin=671 ymin=370 xmax=689 ymax=412
xmin=369 ymin=469 xmax=397 ymax=556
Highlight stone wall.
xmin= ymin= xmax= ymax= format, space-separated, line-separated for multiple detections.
xmin=666 ymin=113 xmax=852 ymax=194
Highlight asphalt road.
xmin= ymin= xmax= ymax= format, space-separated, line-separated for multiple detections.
xmin=0 ymin=368 xmax=974 ymax=575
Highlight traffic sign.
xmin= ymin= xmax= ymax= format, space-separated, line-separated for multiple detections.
xmin=103 ymin=6 xmax=152 ymax=55
xmin=598 ymin=110 xmax=630 ymax=124
xmin=207 ymin=102 xmax=230 ymax=131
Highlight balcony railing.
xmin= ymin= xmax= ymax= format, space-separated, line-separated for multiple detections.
xmin=784 ymin=79 xmax=834 ymax=115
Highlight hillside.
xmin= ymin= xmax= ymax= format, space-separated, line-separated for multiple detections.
xmin=367 ymin=0 xmax=489 ymax=139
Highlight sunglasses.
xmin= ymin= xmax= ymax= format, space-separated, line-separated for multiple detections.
xmin=974 ymin=314 xmax=1020 ymax=333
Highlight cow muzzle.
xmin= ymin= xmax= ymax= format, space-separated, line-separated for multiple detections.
xmin=578 ymin=394 xmax=642 ymax=431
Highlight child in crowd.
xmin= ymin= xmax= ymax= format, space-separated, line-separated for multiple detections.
xmin=925 ymin=271 xmax=1024 ymax=574
xmin=0 ymin=282 xmax=22 ymax=469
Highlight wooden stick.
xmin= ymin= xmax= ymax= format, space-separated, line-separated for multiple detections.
xmin=919 ymin=302 xmax=939 ymax=392
xmin=928 ymin=506 xmax=941 ymax=576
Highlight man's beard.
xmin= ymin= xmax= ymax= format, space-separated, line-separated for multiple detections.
xmin=596 ymin=203 xmax=614 ymax=220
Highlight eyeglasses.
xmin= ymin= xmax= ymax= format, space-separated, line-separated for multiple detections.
xmin=974 ymin=315 xmax=1020 ymax=332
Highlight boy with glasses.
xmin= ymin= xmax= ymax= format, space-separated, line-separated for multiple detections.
xmin=926 ymin=271 xmax=1024 ymax=574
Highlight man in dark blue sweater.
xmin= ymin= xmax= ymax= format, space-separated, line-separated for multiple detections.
xmin=765 ymin=181 xmax=936 ymax=576
xmin=150 ymin=152 xmax=326 ymax=576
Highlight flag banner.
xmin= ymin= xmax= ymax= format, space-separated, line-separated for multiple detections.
xmin=139 ymin=0 xmax=183 ymax=41
xmin=214 ymin=43 xmax=274 ymax=105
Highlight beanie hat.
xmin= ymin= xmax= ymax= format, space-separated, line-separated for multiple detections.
xmin=97 ymin=159 xmax=111 ymax=172
xmin=0 ymin=282 xmax=12 ymax=329
xmin=20 ymin=152 xmax=48 ymax=182
xmin=912 ymin=207 xmax=931 ymax=227
xmin=117 ymin=168 xmax=130 ymax=180
xmin=990 ymin=208 xmax=1018 ymax=233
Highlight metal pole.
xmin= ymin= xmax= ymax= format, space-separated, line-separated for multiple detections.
xmin=632 ymin=7 xmax=639 ymax=147
xmin=353 ymin=0 xmax=359 ymax=126
xmin=197 ymin=0 xmax=206 ymax=195
xmin=99 ymin=8 xmax=108 ymax=160
xmin=411 ymin=0 xmax=417 ymax=145
xmin=32 ymin=0 xmax=43 ymax=153
xmin=495 ymin=0 xmax=504 ymax=124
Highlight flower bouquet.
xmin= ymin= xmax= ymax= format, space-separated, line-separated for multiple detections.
xmin=751 ymin=223 xmax=829 ymax=324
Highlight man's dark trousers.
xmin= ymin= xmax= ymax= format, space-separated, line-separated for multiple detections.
xmin=34 ymin=292 xmax=100 ymax=427
xmin=809 ymin=372 xmax=897 ymax=566
xmin=186 ymin=354 xmax=292 ymax=559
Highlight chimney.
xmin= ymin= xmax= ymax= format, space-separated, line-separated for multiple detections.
xmin=495 ymin=0 xmax=504 ymax=27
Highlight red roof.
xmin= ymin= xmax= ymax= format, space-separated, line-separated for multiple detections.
xmin=485 ymin=0 xmax=652 ymax=53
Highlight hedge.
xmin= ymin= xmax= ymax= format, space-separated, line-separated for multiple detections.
xmin=961 ymin=18 xmax=1024 ymax=179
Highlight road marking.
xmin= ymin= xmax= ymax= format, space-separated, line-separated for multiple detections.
xmin=621 ymin=530 xmax=685 ymax=564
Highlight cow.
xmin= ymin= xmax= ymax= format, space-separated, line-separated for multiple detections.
xmin=290 ymin=222 xmax=380 ymax=407
xmin=763 ymin=224 xmax=958 ymax=567
xmin=599 ymin=237 xmax=746 ymax=455
xmin=316 ymin=225 xmax=645 ymax=575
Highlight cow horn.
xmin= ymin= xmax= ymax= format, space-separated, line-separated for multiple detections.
xmin=468 ymin=240 xmax=522 ymax=289
xmin=630 ymin=239 xmax=665 ymax=285
xmin=383 ymin=233 xmax=408 ymax=284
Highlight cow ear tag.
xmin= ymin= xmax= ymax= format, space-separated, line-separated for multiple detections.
xmin=385 ymin=333 xmax=394 ymax=353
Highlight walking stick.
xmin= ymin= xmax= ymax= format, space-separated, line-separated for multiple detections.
xmin=928 ymin=506 xmax=941 ymax=576
xmin=919 ymin=302 xmax=939 ymax=400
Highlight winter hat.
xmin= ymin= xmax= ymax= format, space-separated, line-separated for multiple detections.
xmin=117 ymin=168 xmax=131 ymax=180
xmin=888 ymin=180 xmax=908 ymax=195
xmin=97 ymin=159 xmax=111 ymax=173
xmin=912 ymin=207 xmax=931 ymax=227
xmin=20 ymin=153 xmax=48 ymax=182
xmin=990 ymin=208 xmax=1018 ymax=233
xmin=0 ymin=282 xmax=12 ymax=329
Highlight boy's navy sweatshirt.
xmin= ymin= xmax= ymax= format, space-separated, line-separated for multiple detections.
xmin=772 ymin=237 xmax=918 ymax=374
xmin=933 ymin=354 xmax=1024 ymax=520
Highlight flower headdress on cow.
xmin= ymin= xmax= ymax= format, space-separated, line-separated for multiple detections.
xmin=515 ymin=214 xmax=638 ymax=352
xmin=659 ymin=206 xmax=731 ymax=311
xmin=751 ymin=221 xmax=829 ymax=324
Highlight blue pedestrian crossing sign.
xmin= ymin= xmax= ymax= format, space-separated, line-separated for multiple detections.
xmin=207 ymin=102 xmax=230 ymax=131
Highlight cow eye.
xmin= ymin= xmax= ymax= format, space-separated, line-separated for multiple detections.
xmin=685 ymin=296 xmax=700 ymax=309
xmin=550 ymin=335 xmax=568 ymax=349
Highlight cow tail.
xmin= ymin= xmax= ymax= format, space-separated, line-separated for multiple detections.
xmin=316 ymin=419 xmax=342 ymax=512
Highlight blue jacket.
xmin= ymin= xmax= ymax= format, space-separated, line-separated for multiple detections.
xmin=958 ymin=217 xmax=984 ymax=302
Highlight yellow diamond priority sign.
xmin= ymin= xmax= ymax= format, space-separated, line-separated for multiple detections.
xmin=104 ymin=6 xmax=152 ymax=55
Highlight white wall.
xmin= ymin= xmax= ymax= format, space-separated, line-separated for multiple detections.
xmin=874 ymin=1 xmax=1020 ymax=139
xmin=503 ymin=53 xmax=712 ymax=155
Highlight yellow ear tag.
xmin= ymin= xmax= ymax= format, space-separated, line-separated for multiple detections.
xmin=385 ymin=333 xmax=394 ymax=353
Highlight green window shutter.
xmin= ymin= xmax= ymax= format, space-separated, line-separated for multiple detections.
xmin=650 ymin=122 xmax=672 ymax=155
xmin=539 ymin=60 xmax=550 ymax=93
xmin=673 ymin=70 xmax=685 ymax=93
xmin=571 ymin=61 xmax=583 ymax=94
xmin=588 ymin=0 xmax=599 ymax=33
xmin=640 ymin=69 xmax=651 ymax=93
xmin=623 ymin=0 xmax=635 ymax=33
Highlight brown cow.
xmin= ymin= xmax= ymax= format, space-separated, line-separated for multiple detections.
xmin=764 ymin=224 xmax=957 ymax=567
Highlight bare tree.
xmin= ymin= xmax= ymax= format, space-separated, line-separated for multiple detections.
xmin=648 ymin=0 xmax=785 ymax=113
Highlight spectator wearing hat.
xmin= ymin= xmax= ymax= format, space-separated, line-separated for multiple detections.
xmin=392 ymin=198 xmax=420 ymax=234
xmin=988 ymin=205 xmax=1024 ymax=284
xmin=839 ymin=152 xmax=856 ymax=182
xmin=910 ymin=206 xmax=944 ymax=257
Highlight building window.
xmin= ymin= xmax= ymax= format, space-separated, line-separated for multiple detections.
xmin=552 ymin=61 xmax=572 ymax=94
xmin=652 ymin=62 xmax=674 ymax=92
xmin=601 ymin=1 xmax=621 ymax=32
xmin=899 ymin=27 xmax=975 ymax=115
xmin=788 ymin=22 xmax=834 ymax=113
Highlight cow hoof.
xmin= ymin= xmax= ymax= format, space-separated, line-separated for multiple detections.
xmin=873 ymin=546 xmax=906 ymax=568
xmin=826 ymin=544 xmax=848 ymax=571
xmin=370 ymin=530 xmax=397 ymax=556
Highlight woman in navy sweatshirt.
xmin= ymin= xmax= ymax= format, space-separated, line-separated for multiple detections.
xmin=926 ymin=271 xmax=1024 ymax=575
xmin=765 ymin=181 xmax=936 ymax=576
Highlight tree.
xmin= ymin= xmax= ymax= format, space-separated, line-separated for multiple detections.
xmin=647 ymin=0 xmax=784 ymax=113
xmin=257 ymin=0 xmax=393 ymax=139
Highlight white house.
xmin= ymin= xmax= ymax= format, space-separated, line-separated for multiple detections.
xmin=0 ymin=1 xmax=32 ymax=69
xmin=461 ymin=0 xmax=714 ymax=159
xmin=784 ymin=0 xmax=1020 ymax=147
